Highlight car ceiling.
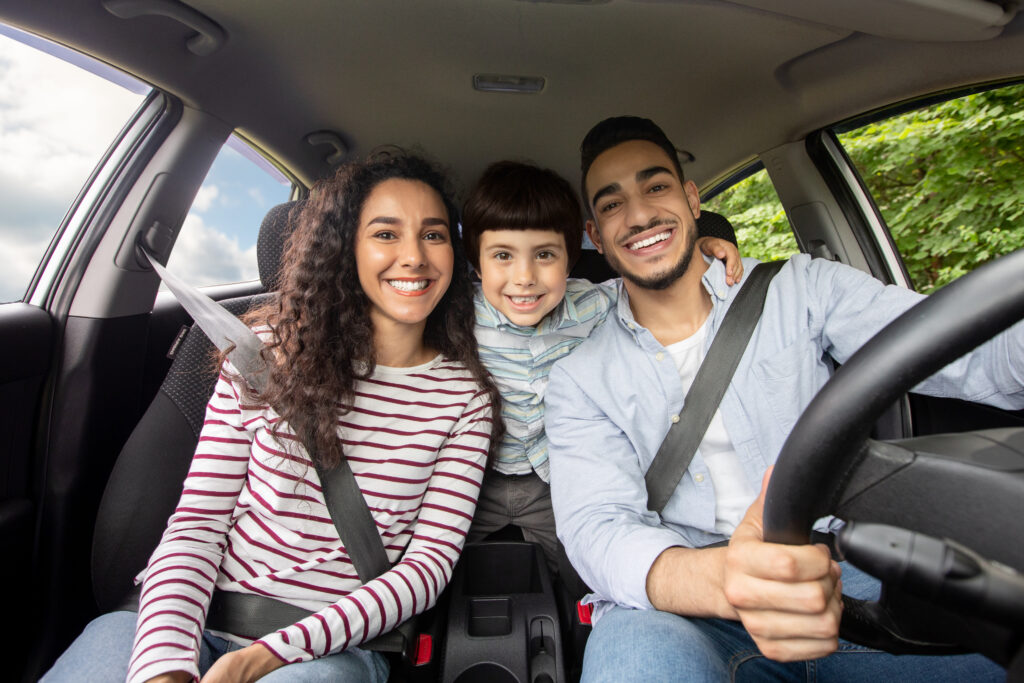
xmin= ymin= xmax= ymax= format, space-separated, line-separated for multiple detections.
xmin=2 ymin=0 xmax=1023 ymax=195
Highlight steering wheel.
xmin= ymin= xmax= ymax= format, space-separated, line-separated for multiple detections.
xmin=763 ymin=247 xmax=1024 ymax=667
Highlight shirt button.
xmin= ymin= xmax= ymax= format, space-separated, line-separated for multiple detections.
xmin=627 ymin=322 xmax=635 ymax=330
xmin=716 ymin=289 xmax=726 ymax=298
xmin=655 ymin=352 xmax=665 ymax=361
xmin=694 ymin=473 xmax=705 ymax=483
xmin=670 ymin=415 xmax=680 ymax=424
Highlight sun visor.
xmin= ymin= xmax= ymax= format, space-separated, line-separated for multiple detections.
xmin=724 ymin=0 xmax=1016 ymax=42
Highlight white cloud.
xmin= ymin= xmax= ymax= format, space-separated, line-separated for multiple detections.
xmin=192 ymin=184 xmax=220 ymax=213
xmin=0 ymin=35 xmax=147 ymax=301
xmin=247 ymin=186 xmax=267 ymax=207
xmin=164 ymin=213 xmax=259 ymax=288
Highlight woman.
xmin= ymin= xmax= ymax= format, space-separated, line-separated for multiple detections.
xmin=45 ymin=153 xmax=500 ymax=683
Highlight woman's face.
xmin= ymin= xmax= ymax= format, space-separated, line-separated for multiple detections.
xmin=355 ymin=178 xmax=454 ymax=336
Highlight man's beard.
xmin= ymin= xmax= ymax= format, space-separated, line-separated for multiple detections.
xmin=603 ymin=221 xmax=697 ymax=291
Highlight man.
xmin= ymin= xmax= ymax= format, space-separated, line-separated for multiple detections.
xmin=545 ymin=115 xmax=1022 ymax=681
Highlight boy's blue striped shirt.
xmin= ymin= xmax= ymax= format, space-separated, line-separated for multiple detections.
xmin=474 ymin=278 xmax=617 ymax=481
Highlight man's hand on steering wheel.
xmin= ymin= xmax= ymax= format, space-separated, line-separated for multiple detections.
xmin=724 ymin=468 xmax=844 ymax=662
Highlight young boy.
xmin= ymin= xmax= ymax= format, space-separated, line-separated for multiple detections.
xmin=461 ymin=160 xmax=741 ymax=573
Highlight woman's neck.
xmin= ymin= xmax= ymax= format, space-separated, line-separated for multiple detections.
xmin=371 ymin=318 xmax=435 ymax=367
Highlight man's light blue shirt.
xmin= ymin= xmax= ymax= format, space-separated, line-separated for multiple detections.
xmin=474 ymin=279 xmax=616 ymax=481
xmin=546 ymin=254 xmax=1024 ymax=622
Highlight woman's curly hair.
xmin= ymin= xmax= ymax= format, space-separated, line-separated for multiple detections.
xmin=240 ymin=152 xmax=501 ymax=468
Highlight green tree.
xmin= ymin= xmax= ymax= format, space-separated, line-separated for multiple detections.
xmin=705 ymin=83 xmax=1024 ymax=293
xmin=703 ymin=169 xmax=799 ymax=263
xmin=840 ymin=83 xmax=1024 ymax=293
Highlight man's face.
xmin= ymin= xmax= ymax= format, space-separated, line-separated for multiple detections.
xmin=584 ymin=140 xmax=701 ymax=290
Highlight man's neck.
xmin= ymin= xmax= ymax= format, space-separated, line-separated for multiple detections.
xmin=625 ymin=256 xmax=712 ymax=347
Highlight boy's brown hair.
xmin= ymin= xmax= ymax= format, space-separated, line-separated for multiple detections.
xmin=462 ymin=161 xmax=583 ymax=271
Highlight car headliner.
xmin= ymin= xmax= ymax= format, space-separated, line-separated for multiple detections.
xmin=2 ymin=0 xmax=1023 ymax=194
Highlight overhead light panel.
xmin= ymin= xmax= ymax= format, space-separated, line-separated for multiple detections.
xmin=473 ymin=74 xmax=546 ymax=94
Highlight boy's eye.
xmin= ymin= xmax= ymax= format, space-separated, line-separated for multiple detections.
xmin=537 ymin=250 xmax=556 ymax=260
xmin=493 ymin=251 xmax=512 ymax=261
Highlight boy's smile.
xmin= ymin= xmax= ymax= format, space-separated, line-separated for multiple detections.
xmin=477 ymin=229 xmax=570 ymax=327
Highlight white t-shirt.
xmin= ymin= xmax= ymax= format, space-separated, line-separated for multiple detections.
xmin=665 ymin=319 xmax=756 ymax=534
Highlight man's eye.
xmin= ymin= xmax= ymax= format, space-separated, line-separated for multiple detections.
xmin=649 ymin=183 xmax=668 ymax=193
xmin=598 ymin=201 xmax=620 ymax=214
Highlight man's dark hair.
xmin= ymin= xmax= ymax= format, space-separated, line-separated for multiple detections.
xmin=462 ymin=160 xmax=583 ymax=271
xmin=579 ymin=116 xmax=685 ymax=214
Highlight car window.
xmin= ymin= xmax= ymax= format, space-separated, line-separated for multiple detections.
xmin=0 ymin=26 xmax=149 ymax=303
xmin=702 ymin=166 xmax=799 ymax=262
xmin=165 ymin=136 xmax=293 ymax=288
xmin=834 ymin=82 xmax=1024 ymax=294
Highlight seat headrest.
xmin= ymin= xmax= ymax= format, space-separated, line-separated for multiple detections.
xmin=256 ymin=200 xmax=304 ymax=290
xmin=695 ymin=210 xmax=737 ymax=246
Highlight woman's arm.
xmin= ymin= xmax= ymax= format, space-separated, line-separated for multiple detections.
xmin=130 ymin=368 xmax=255 ymax=683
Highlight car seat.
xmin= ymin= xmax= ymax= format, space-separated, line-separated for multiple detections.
xmin=91 ymin=201 xmax=302 ymax=611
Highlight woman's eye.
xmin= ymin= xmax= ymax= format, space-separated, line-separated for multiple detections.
xmin=424 ymin=230 xmax=448 ymax=242
xmin=374 ymin=230 xmax=396 ymax=240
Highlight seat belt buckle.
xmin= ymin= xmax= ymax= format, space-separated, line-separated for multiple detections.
xmin=576 ymin=600 xmax=593 ymax=626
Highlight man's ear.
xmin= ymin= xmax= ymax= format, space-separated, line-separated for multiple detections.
xmin=585 ymin=220 xmax=603 ymax=254
xmin=684 ymin=180 xmax=701 ymax=220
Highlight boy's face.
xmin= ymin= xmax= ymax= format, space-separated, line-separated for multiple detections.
xmin=476 ymin=229 xmax=570 ymax=327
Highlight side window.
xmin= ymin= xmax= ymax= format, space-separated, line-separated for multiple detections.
xmin=166 ymin=135 xmax=293 ymax=288
xmin=835 ymin=83 xmax=1024 ymax=293
xmin=0 ymin=26 xmax=149 ymax=303
xmin=702 ymin=166 xmax=799 ymax=262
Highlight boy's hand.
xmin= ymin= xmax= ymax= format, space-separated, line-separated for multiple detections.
xmin=696 ymin=236 xmax=743 ymax=285
xmin=723 ymin=468 xmax=843 ymax=662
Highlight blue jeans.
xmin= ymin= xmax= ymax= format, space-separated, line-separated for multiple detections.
xmin=42 ymin=610 xmax=390 ymax=682
xmin=582 ymin=563 xmax=1004 ymax=682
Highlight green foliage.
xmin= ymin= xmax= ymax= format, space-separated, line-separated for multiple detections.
xmin=705 ymin=83 xmax=1024 ymax=293
xmin=703 ymin=170 xmax=799 ymax=263
xmin=839 ymin=83 xmax=1024 ymax=293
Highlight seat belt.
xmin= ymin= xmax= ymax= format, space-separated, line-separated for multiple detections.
xmin=644 ymin=260 xmax=785 ymax=513
xmin=141 ymin=249 xmax=413 ymax=655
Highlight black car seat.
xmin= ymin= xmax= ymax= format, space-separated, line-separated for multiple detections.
xmin=569 ymin=210 xmax=738 ymax=282
xmin=91 ymin=200 xmax=301 ymax=611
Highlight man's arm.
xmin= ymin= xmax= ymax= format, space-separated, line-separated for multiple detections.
xmin=807 ymin=256 xmax=1024 ymax=409
xmin=546 ymin=362 xmax=694 ymax=611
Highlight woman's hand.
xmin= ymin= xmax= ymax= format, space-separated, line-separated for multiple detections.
xmin=147 ymin=673 xmax=192 ymax=683
xmin=199 ymin=643 xmax=285 ymax=683
xmin=696 ymin=236 xmax=743 ymax=285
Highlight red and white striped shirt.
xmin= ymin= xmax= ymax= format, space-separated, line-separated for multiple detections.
xmin=127 ymin=353 xmax=492 ymax=683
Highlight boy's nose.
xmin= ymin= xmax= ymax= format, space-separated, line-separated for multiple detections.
xmin=513 ymin=262 xmax=536 ymax=286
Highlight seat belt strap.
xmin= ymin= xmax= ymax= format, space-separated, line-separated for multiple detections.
xmin=644 ymin=260 xmax=785 ymax=513
xmin=142 ymin=248 xmax=390 ymax=582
